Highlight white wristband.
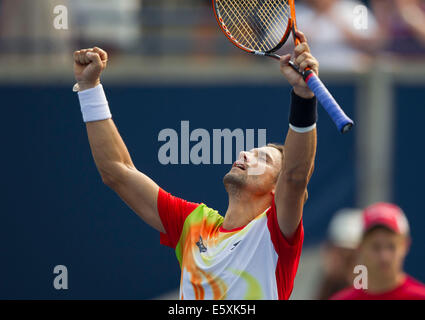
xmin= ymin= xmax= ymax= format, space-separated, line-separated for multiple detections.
xmin=77 ymin=84 xmax=112 ymax=123
xmin=289 ymin=123 xmax=316 ymax=133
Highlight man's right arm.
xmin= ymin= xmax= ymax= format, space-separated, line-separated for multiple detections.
xmin=86 ymin=119 xmax=165 ymax=233
xmin=74 ymin=47 xmax=165 ymax=233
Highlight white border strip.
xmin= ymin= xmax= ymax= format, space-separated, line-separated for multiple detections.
xmin=289 ymin=123 xmax=317 ymax=133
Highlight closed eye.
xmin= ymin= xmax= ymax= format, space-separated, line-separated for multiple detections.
xmin=253 ymin=149 xmax=272 ymax=164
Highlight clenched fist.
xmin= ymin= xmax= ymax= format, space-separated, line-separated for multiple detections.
xmin=73 ymin=47 xmax=108 ymax=91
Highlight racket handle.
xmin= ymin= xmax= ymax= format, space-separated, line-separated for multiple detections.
xmin=303 ymin=70 xmax=354 ymax=133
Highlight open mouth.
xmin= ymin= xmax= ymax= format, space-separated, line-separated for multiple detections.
xmin=232 ymin=162 xmax=246 ymax=171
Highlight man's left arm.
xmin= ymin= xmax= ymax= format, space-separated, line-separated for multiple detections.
xmin=275 ymin=31 xmax=318 ymax=240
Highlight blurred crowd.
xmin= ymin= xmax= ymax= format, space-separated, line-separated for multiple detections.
xmin=317 ymin=203 xmax=425 ymax=300
xmin=294 ymin=0 xmax=425 ymax=70
xmin=0 ymin=0 xmax=424 ymax=68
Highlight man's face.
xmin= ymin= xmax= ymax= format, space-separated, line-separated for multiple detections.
xmin=223 ymin=146 xmax=282 ymax=197
xmin=359 ymin=227 xmax=409 ymax=279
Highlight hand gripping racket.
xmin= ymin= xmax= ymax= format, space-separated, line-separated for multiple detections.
xmin=212 ymin=0 xmax=354 ymax=133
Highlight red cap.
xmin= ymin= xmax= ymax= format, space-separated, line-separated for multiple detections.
xmin=362 ymin=202 xmax=409 ymax=235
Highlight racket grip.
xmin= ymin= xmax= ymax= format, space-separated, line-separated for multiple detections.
xmin=304 ymin=71 xmax=354 ymax=133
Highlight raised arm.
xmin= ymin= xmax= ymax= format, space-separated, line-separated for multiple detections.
xmin=74 ymin=47 xmax=165 ymax=233
xmin=274 ymin=32 xmax=318 ymax=239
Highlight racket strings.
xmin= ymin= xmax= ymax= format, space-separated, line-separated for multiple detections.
xmin=241 ymin=1 xmax=281 ymax=48
xmin=220 ymin=0 xmax=269 ymax=49
xmin=223 ymin=1 xmax=262 ymax=49
xmin=216 ymin=0 xmax=291 ymax=52
xmin=256 ymin=4 xmax=283 ymax=45
xmin=231 ymin=1 xmax=275 ymax=50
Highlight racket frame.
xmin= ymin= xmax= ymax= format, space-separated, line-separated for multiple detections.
xmin=212 ymin=0 xmax=293 ymax=58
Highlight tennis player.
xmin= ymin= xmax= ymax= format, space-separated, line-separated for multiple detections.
xmin=331 ymin=202 xmax=425 ymax=300
xmin=74 ymin=31 xmax=318 ymax=300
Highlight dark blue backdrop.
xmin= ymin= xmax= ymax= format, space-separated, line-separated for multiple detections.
xmin=0 ymin=83 xmax=422 ymax=299
xmin=394 ymin=85 xmax=425 ymax=282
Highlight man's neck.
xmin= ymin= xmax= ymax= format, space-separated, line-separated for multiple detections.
xmin=366 ymin=271 xmax=406 ymax=294
xmin=222 ymin=190 xmax=272 ymax=230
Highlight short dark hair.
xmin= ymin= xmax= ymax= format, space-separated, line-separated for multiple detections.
xmin=267 ymin=143 xmax=285 ymax=159
xmin=362 ymin=225 xmax=398 ymax=240
xmin=266 ymin=143 xmax=284 ymax=183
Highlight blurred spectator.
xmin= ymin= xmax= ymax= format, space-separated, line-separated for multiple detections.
xmin=0 ymin=0 xmax=72 ymax=60
xmin=370 ymin=0 xmax=425 ymax=56
xmin=331 ymin=203 xmax=425 ymax=300
xmin=293 ymin=0 xmax=382 ymax=70
xmin=70 ymin=0 xmax=142 ymax=54
xmin=315 ymin=208 xmax=363 ymax=300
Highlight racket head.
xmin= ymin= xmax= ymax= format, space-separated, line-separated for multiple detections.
xmin=213 ymin=0 xmax=294 ymax=55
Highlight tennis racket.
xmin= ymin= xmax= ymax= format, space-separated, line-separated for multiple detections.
xmin=212 ymin=0 xmax=354 ymax=134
